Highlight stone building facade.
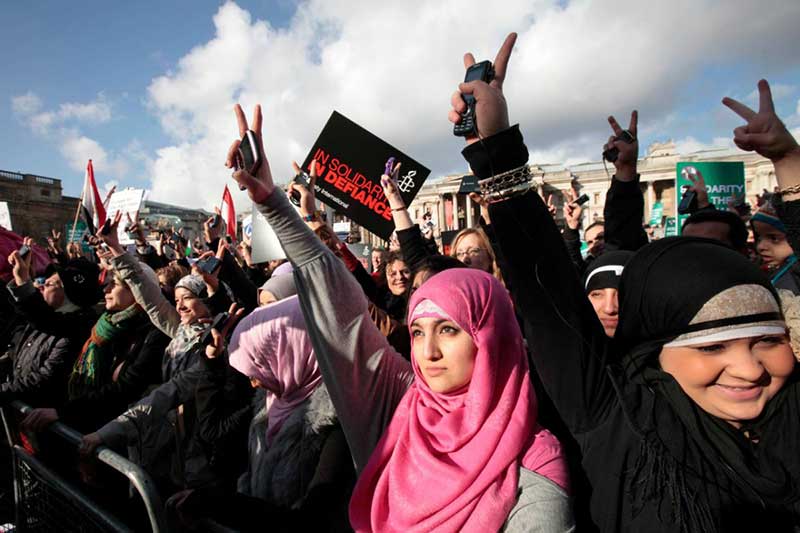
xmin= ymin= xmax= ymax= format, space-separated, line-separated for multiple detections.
xmin=0 ymin=169 xmax=81 ymax=241
xmin=358 ymin=141 xmax=777 ymax=246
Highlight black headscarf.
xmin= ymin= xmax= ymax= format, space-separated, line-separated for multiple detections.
xmin=583 ymin=250 xmax=634 ymax=293
xmin=613 ymin=237 xmax=800 ymax=532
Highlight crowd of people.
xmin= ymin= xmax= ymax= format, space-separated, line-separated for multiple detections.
xmin=3 ymin=32 xmax=800 ymax=532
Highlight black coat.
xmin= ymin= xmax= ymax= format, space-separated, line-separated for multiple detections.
xmin=0 ymin=324 xmax=75 ymax=407
xmin=57 ymin=317 xmax=170 ymax=433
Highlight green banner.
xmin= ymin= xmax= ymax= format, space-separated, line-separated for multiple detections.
xmin=649 ymin=201 xmax=664 ymax=227
xmin=66 ymin=221 xmax=92 ymax=253
xmin=664 ymin=217 xmax=678 ymax=237
xmin=676 ymin=161 xmax=745 ymax=234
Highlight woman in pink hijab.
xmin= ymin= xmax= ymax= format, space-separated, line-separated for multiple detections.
xmin=227 ymin=102 xmax=573 ymax=532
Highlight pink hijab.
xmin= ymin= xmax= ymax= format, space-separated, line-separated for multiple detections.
xmin=349 ymin=269 xmax=568 ymax=532
xmin=229 ymin=295 xmax=321 ymax=444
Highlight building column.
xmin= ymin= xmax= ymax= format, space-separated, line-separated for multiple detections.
xmin=465 ymin=193 xmax=473 ymax=228
xmin=646 ymin=180 xmax=656 ymax=224
xmin=437 ymin=195 xmax=446 ymax=232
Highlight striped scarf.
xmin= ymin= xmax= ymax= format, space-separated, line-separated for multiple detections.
xmin=68 ymin=304 xmax=142 ymax=399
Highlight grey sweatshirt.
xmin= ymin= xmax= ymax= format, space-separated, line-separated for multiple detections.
xmin=257 ymin=188 xmax=573 ymax=532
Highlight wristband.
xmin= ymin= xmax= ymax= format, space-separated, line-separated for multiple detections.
xmin=479 ymin=165 xmax=532 ymax=203
xmin=390 ymin=205 xmax=407 ymax=212
xmin=302 ymin=211 xmax=323 ymax=222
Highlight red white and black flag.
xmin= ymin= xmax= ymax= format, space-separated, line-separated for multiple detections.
xmin=221 ymin=185 xmax=237 ymax=241
xmin=80 ymin=159 xmax=107 ymax=234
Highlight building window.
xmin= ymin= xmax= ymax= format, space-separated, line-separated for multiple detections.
xmin=593 ymin=192 xmax=600 ymax=204
xmin=41 ymin=189 xmax=50 ymax=197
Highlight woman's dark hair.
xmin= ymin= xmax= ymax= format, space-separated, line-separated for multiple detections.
xmin=412 ymin=255 xmax=465 ymax=279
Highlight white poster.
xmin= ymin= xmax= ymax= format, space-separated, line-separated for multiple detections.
xmin=0 ymin=202 xmax=11 ymax=231
xmin=249 ymin=204 xmax=286 ymax=263
xmin=106 ymin=189 xmax=145 ymax=245
xmin=241 ymin=213 xmax=253 ymax=245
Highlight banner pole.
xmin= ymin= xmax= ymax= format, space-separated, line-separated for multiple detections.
xmin=70 ymin=193 xmax=84 ymax=243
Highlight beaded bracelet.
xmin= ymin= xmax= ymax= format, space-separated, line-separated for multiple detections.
xmin=302 ymin=211 xmax=323 ymax=222
xmin=479 ymin=165 xmax=533 ymax=203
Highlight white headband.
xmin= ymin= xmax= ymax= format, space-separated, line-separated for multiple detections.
xmin=663 ymin=325 xmax=787 ymax=348
xmin=585 ymin=265 xmax=624 ymax=289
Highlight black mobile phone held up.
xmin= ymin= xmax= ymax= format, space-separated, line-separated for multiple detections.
xmin=100 ymin=219 xmax=112 ymax=236
xmin=201 ymin=312 xmax=231 ymax=347
xmin=209 ymin=214 xmax=221 ymax=229
xmin=570 ymin=194 xmax=590 ymax=207
xmin=290 ymin=171 xmax=310 ymax=207
xmin=18 ymin=245 xmax=30 ymax=260
xmin=602 ymin=130 xmax=636 ymax=163
xmin=235 ymin=130 xmax=262 ymax=190
xmin=197 ymin=256 xmax=221 ymax=275
xmin=454 ymin=61 xmax=495 ymax=137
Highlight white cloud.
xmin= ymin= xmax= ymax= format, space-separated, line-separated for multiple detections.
xmin=674 ymin=136 xmax=736 ymax=155
xmin=58 ymin=129 xmax=130 ymax=178
xmin=11 ymin=92 xmax=42 ymax=115
xmin=143 ymin=0 xmax=800 ymax=209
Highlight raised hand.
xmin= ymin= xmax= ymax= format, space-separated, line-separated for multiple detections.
xmin=448 ymin=33 xmax=517 ymax=145
xmin=96 ymin=210 xmax=124 ymax=256
xmin=563 ymin=186 xmax=582 ymax=230
xmin=684 ymin=167 xmax=711 ymax=210
xmin=724 ymin=80 xmax=800 ymax=197
xmin=723 ymin=80 xmax=799 ymax=161
xmin=605 ymin=110 xmax=639 ymax=181
xmin=193 ymin=251 xmax=221 ymax=295
xmin=204 ymin=303 xmax=245 ymax=359
xmin=289 ymin=159 xmax=320 ymax=218
xmin=226 ymin=104 xmax=275 ymax=203
xmin=379 ymin=159 xmax=404 ymax=210
xmin=546 ymin=194 xmax=557 ymax=218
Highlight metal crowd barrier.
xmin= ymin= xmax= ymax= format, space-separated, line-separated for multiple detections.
xmin=1 ymin=401 xmax=168 ymax=533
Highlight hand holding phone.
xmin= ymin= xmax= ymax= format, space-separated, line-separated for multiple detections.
xmin=602 ymin=130 xmax=636 ymax=163
xmin=201 ymin=312 xmax=230 ymax=347
xmin=197 ymin=256 xmax=221 ymax=275
xmin=234 ymin=130 xmax=263 ymax=190
xmin=570 ymin=194 xmax=590 ymax=207
xmin=100 ymin=219 xmax=112 ymax=236
xmin=18 ymin=245 xmax=31 ymax=260
xmin=454 ymin=61 xmax=495 ymax=137
xmin=289 ymin=171 xmax=310 ymax=207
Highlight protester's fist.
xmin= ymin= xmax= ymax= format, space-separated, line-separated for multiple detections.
xmin=226 ymin=104 xmax=275 ymax=204
xmin=605 ymin=111 xmax=639 ymax=181
xmin=289 ymin=159 xmax=320 ymax=217
xmin=723 ymin=80 xmax=800 ymax=162
xmin=22 ymin=408 xmax=59 ymax=432
xmin=204 ymin=303 xmax=244 ymax=359
xmin=79 ymin=432 xmax=104 ymax=457
xmin=448 ymin=33 xmax=517 ymax=145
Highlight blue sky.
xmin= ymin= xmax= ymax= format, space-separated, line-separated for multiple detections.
xmin=3 ymin=1 xmax=800 ymax=208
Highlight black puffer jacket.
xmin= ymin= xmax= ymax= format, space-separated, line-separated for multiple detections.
xmin=0 ymin=324 xmax=75 ymax=407
xmin=57 ymin=316 xmax=170 ymax=433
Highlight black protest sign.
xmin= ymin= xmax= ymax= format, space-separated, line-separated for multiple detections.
xmin=301 ymin=111 xmax=430 ymax=240
xmin=457 ymin=175 xmax=479 ymax=194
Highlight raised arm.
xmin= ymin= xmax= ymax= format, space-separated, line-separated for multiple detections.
xmin=450 ymin=34 xmax=616 ymax=433
xmin=602 ymin=111 xmax=649 ymax=253
xmin=227 ymin=105 xmax=414 ymax=472
xmin=723 ymin=79 xmax=800 ymax=252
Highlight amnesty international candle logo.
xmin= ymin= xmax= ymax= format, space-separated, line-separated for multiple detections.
xmin=301 ymin=111 xmax=430 ymax=240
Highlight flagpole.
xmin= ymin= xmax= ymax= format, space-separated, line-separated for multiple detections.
xmin=70 ymin=192 xmax=84 ymax=243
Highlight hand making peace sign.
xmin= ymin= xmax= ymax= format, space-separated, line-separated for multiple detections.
xmin=226 ymin=104 xmax=275 ymax=204
xmin=448 ymin=33 xmax=518 ymax=144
